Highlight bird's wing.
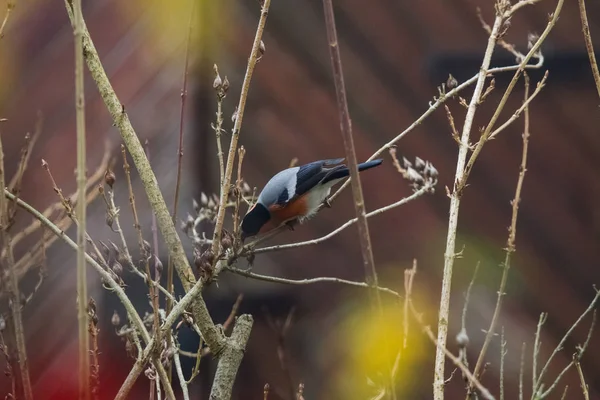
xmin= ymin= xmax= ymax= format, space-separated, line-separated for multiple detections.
xmin=284 ymin=158 xmax=346 ymax=203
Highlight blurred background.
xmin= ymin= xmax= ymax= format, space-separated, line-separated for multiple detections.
xmin=0 ymin=0 xmax=599 ymax=399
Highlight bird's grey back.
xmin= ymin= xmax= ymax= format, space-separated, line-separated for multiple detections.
xmin=258 ymin=166 xmax=299 ymax=207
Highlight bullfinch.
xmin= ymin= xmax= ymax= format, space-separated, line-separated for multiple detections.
xmin=240 ymin=158 xmax=383 ymax=240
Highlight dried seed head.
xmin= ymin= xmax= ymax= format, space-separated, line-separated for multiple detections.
xmin=414 ymin=157 xmax=425 ymax=170
xmin=88 ymin=298 xmax=97 ymax=314
xmin=193 ymin=199 xmax=200 ymax=214
xmin=242 ymin=181 xmax=251 ymax=194
xmin=0 ymin=315 xmax=5 ymax=331
xmin=446 ymin=74 xmax=458 ymax=90
xmin=111 ymin=261 xmax=123 ymax=277
xmin=456 ymin=328 xmax=469 ymax=348
xmin=142 ymin=240 xmax=152 ymax=254
xmin=406 ymin=168 xmax=423 ymax=183
xmin=527 ymin=32 xmax=540 ymax=50
xmin=200 ymin=192 xmax=209 ymax=206
xmin=104 ymin=169 xmax=116 ymax=188
xmin=207 ymin=197 xmax=216 ymax=209
xmin=111 ymin=310 xmax=121 ymax=326
xmin=221 ymin=234 xmax=233 ymax=251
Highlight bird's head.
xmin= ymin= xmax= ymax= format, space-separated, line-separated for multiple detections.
xmin=240 ymin=202 xmax=271 ymax=241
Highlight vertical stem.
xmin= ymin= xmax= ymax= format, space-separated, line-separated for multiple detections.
xmin=434 ymin=11 xmax=504 ymax=400
xmin=211 ymin=0 xmax=271 ymax=260
xmin=321 ymin=0 xmax=381 ymax=309
xmin=321 ymin=0 xmax=390 ymax=397
xmin=72 ymin=0 xmax=89 ymax=397
xmin=167 ymin=0 xmax=194 ymax=379
xmin=577 ymin=0 xmax=600 ymax=100
xmin=0 ymin=136 xmax=33 ymax=400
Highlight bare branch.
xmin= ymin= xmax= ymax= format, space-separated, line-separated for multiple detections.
xmin=577 ymin=0 xmax=600 ymax=99
xmin=62 ymin=0 xmax=224 ymax=357
xmin=255 ymin=184 xmax=432 ymax=254
xmin=0 ymin=0 xmax=14 ymax=39
xmin=433 ymin=7 xmax=506 ymax=397
xmin=211 ymin=0 xmax=271 ymax=265
xmin=209 ymin=314 xmax=254 ymax=400
xmin=225 ymin=266 xmax=401 ymax=298
xmin=173 ymin=349 xmax=190 ymax=400
xmin=0 ymin=131 xmax=33 ymax=400
xmin=535 ymin=290 xmax=600 ymax=399
xmin=4 ymin=190 xmax=173 ymax=399
xmin=71 ymin=0 xmax=90 ymax=394
xmin=469 ymin=72 xmax=533 ymax=394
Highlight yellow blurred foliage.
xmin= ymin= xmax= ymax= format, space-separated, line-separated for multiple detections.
xmin=327 ymin=290 xmax=431 ymax=399
xmin=114 ymin=0 xmax=230 ymax=66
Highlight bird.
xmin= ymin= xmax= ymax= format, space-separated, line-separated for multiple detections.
xmin=240 ymin=158 xmax=383 ymax=240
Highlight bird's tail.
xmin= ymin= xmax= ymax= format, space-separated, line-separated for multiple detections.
xmin=322 ymin=159 xmax=383 ymax=183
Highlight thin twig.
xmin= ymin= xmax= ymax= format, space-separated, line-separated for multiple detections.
xmin=213 ymin=64 xmax=226 ymax=189
xmin=408 ymin=289 xmax=494 ymax=400
xmin=0 ymin=0 xmax=14 ymax=39
xmin=4 ymin=190 xmax=174 ymax=399
xmin=255 ymin=184 xmax=432 ymax=254
xmin=173 ymin=349 xmax=190 ymax=400
xmin=459 ymin=0 xmax=564 ymax=191
xmin=500 ymin=327 xmax=506 ymax=400
xmin=559 ymin=386 xmax=568 ymax=400
xmin=225 ymin=266 xmax=401 ymax=298
xmin=575 ymin=358 xmax=590 ymax=400
xmin=488 ymin=72 xmax=547 ymax=140
xmin=519 ymin=343 xmax=526 ymax=400
xmin=122 ymin=146 xmax=161 ymax=347
xmin=532 ymin=313 xmax=547 ymax=393
xmin=223 ymin=294 xmax=244 ymax=332
xmin=392 ymin=261 xmax=417 ymax=379
xmin=71 ymin=0 xmax=89 ymax=395
xmin=88 ymin=298 xmax=100 ymax=400
xmin=168 ymin=2 xmax=195 ymax=381
xmin=211 ymin=0 xmax=271 ymax=264
xmin=458 ymin=262 xmax=479 ymax=370
xmin=0 ymin=331 xmax=16 ymax=398
xmin=434 ymin=8 xmax=506 ymax=398
xmin=321 ymin=18 xmax=385 ymax=396
xmin=469 ymin=71 xmax=533 ymax=393
xmin=577 ymin=0 xmax=600 ymax=100
xmin=0 ymin=131 xmax=33 ymax=400
xmin=62 ymin=0 xmax=224 ymax=355
xmin=534 ymin=290 xmax=600 ymax=399
xmin=8 ymin=117 xmax=42 ymax=220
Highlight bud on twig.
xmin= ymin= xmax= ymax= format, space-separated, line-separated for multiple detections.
xmin=111 ymin=310 xmax=121 ymax=326
xmin=222 ymin=76 xmax=230 ymax=94
xmin=446 ymin=74 xmax=458 ymax=90
xmin=456 ymin=328 xmax=469 ymax=348
xmin=213 ymin=64 xmax=223 ymax=91
xmin=104 ymin=169 xmax=116 ymax=188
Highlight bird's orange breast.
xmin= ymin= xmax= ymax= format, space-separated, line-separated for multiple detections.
xmin=268 ymin=195 xmax=309 ymax=225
